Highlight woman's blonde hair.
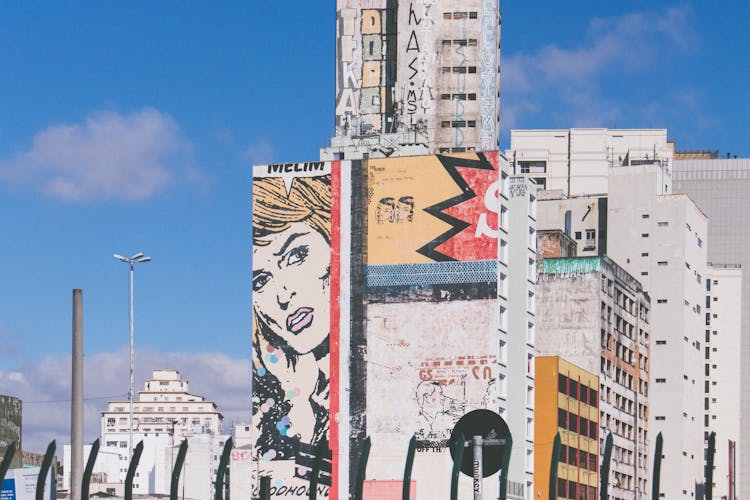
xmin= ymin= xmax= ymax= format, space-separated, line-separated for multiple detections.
xmin=252 ymin=176 xmax=331 ymax=246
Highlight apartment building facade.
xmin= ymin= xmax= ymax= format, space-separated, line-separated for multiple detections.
xmin=506 ymin=128 xmax=673 ymax=196
xmin=535 ymin=356 xmax=600 ymax=500
xmin=674 ymin=158 xmax=749 ymax=497
xmin=324 ymin=0 xmax=501 ymax=160
xmin=536 ymin=257 xmax=650 ymax=500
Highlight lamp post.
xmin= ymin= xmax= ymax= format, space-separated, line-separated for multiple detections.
xmin=113 ymin=252 xmax=151 ymax=461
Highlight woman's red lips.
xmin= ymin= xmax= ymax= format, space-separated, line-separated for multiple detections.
xmin=287 ymin=307 xmax=314 ymax=334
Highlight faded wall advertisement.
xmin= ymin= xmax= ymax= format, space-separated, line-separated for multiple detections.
xmin=358 ymin=153 xmax=501 ymax=499
xmin=252 ymin=161 xmax=342 ymax=498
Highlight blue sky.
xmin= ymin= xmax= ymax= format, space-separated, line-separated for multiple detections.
xmin=0 ymin=2 xmax=747 ymax=451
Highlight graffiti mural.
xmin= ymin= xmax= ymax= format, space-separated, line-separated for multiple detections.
xmin=366 ymin=153 xmax=499 ymax=264
xmin=336 ymin=1 xmax=395 ymax=137
xmin=252 ymin=162 xmax=341 ymax=496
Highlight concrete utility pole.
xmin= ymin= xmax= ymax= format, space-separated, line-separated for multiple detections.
xmin=113 ymin=252 xmax=151 ymax=461
xmin=71 ymin=289 xmax=83 ymax=500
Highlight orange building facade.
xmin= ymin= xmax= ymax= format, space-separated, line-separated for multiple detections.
xmin=535 ymin=356 xmax=599 ymax=500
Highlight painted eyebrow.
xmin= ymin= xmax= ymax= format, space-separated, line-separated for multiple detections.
xmin=273 ymin=232 xmax=309 ymax=257
xmin=253 ymin=269 xmax=267 ymax=279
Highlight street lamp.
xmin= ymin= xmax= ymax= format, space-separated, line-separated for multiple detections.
xmin=113 ymin=252 xmax=151 ymax=461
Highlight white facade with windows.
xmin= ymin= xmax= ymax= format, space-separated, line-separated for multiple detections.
xmin=80 ymin=369 xmax=228 ymax=497
xmin=607 ymin=167 xmax=708 ymax=499
xmin=506 ymin=174 xmax=537 ymax=499
xmin=705 ymin=265 xmax=742 ymax=499
xmin=506 ymin=128 xmax=673 ymax=196
xmin=674 ymin=158 xmax=749 ymax=497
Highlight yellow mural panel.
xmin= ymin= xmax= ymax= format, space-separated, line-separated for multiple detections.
xmin=366 ymin=153 xmax=500 ymax=264
xmin=367 ymin=155 xmax=457 ymax=264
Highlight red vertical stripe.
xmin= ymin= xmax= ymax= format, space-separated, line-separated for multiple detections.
xmin=329 ymin=160 xmax=341 ymax=500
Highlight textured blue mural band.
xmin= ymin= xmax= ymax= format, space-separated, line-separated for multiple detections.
xmin=366 ymin=260 xmax=498 ymax=287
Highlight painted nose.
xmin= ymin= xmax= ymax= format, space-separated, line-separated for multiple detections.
xmin=277 ymin=286 xmax=295 ymax=310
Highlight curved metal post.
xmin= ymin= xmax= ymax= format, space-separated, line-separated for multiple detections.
xmin=213 ymin=437 xmax=233 ymax=500
xmin=354 ymin=436 xmax=371 ymax=500
xmin=170 ymin=439 xmax=189 ymax=500
xmin=35 ymin=440 xmax=56 ymax=500
xmin=402 ymin=435 xmax=417 ymax=500
xmin=125 ymin=440 xmax=144 ymax=500
xmin=82 ymin=438 xmax=101 ymax=499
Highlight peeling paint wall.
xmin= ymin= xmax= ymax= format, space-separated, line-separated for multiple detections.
xmin=356 ymin=152 xmax=503 ymax=499
xmin=0 ymin=395 xmax=21 ymax=450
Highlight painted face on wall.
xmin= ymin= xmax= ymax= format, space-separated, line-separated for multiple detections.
xmin=253 ymin=221 xmax=330 ymax=355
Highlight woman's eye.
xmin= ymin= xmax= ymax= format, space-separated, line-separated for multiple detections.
xmin=253 ymin=273 xmax=271 ymax=291
xmin=286 ymin=245 xmax=309 ymax=266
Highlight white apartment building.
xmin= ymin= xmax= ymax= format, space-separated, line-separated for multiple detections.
xmin=505 ymin=174 xmax=537 ymax=499
xmin=324 ymin=0 xmax=501 ymax=160
xmin=705 ymin=265 xmax=742 ymax=499
xmin=674 ymin=157 xmax=749 ymax=497
xmin=607 ymin=167 xmax=708 ymax=499
xmin=506 ymin=128 xmax=673 ymax=196
xmin=91 ymin=369 xmax=226 ymax=497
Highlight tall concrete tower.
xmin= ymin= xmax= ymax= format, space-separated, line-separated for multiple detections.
xmin=323 ymin=0 xmax=502 ymax=160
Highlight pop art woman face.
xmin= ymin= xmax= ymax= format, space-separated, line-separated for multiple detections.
xmin=253 ymin=220 xmax=331 ymax=355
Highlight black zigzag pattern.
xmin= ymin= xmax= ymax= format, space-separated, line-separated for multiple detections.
xmin=416 ymin=153 xmax=495 ymax=262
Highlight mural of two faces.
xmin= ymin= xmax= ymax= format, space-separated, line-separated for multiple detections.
xmin=252 ymin=153 xmax=501 ymax=498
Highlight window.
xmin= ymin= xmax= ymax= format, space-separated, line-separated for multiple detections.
xmin=657 ymin=261 xmax=668 ymax=266
xmin=655 ymin=416 xmax=665 ymax=421
xmin=656 ymin=340 xmax=667 ymax=345
xmin=107 ymin=418 xmax=115 ymax=426
xmin=575 ymin=231 xmax=582 ymax=240
xmin=658 ymin=221 xmax=668 ymax=227
xmin=656 ymin=378 xmax=666 ymax=383
xmin=641 ymin=252 xmax=649 ymax=257
xmin=656 ymin=299 xmax=667 ymax=303
xmin=642 ymin=214 xmax=650 ymax=219
xmin=642 ymin=233 xmax=649 ymax=238
xmin=585 ymin=229 xmax=595 ymax=239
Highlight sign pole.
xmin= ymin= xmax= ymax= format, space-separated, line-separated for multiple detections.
xmin=473 ymin=435 xmax=483 ymax=500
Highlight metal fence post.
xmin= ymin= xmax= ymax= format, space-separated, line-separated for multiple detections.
xmin=0 ymin=442 xmax=16 ymax=488
xmin=450 ymin=432 xmax=465 ymax=500
xmin=600 ymin=433 xmax=613 ymax=500
xmin=82 ymin=438 xmax=100 ymax=499
xmin=652 ymin=432 xmax=663 ymax=500
xmin=549 ymin=432 xmax=561 ymax=500
xmin=125 ymin=441 xmax=144 ymax=500
xmin=259 ymin=475 xmax=271 ymax=500
xmin=170 ymin=439 xmax=189 ymax=500
xmin=402 ymin=435 xmax=417 ymax=500
xmin=36 ymin=440 xmax=56 ymax=500
xmin=354 ymin=436 xmax=371 ymax=500
xmin=214 ymin=437 xmax=233 ymax=500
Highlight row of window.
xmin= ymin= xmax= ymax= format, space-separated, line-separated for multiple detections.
xmin=440 ymin=120 xmax=476 ymax=128
xmin=441 ymin=38 xmax=478 ymax=47
xmin=558 ymin=374 xmax=599 ymax=405
xmin=557 ymin=480 xmax=597 ymax=500
xmin=440 ymin=66 xmax=477 ymax=74
xmin=443 ymin=11 xmax=479 ymax=20
xmin=439 ymin=93 xmax=477 ymax=101
xmin=558 ymin=409 xmax=598 ymax=439
xmin=559 ymin=444 xmax=598 ymax=472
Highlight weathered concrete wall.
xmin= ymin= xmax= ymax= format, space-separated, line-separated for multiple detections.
xmin=0 ymin=395 xmax=21 ymax=450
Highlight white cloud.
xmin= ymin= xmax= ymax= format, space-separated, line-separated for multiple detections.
xmin=0 ymin=108 xmax=197 ymax=201
xmin=0 ymin=348 xmax=250 ymax=454
xmin=502 ymin=6 xmax=696 ymax=132
xmin=242 ymin=137 xmax=274 ymax=165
